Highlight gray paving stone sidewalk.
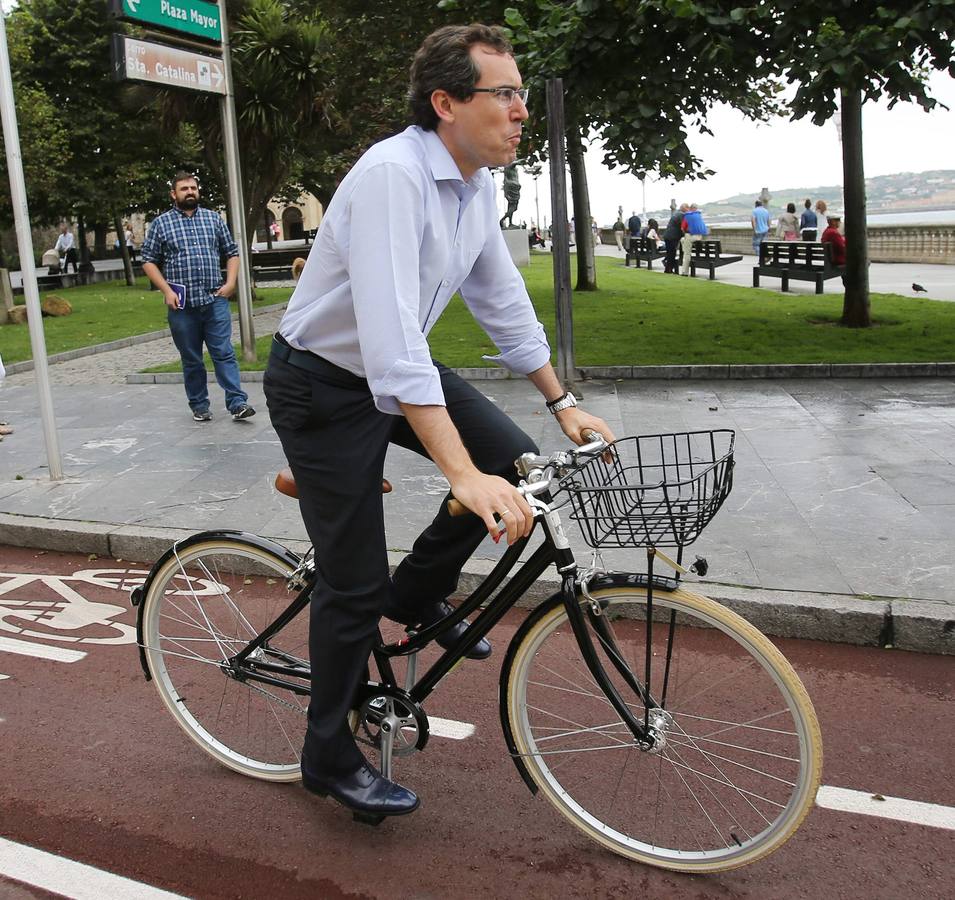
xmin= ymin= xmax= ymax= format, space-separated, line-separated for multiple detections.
xmin=2 ymin=366 xmax=953 ymax=653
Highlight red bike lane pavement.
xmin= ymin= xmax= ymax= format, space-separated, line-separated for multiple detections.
xmin=0 ymin=546 xmax=952 ymax=899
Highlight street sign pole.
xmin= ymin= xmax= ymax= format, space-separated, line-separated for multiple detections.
xmin=217 ymin=0 xmax=255 ymax=363
xmin=545 ymin=78 xmax=575 ymax=387
xmin=0 ymin=13 xmax=63 ymax=480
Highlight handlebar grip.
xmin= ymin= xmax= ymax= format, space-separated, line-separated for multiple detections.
xmin=447 ymin=498 xmax=470 ymax=517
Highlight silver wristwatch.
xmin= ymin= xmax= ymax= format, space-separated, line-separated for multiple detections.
xmin=546 ymin=391 xmax=578 ymax=415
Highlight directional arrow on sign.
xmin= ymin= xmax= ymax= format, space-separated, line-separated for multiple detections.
xmin=211 ymin=61 xmax=223 ymax=87
xmin=127 ymin=0 xmax=140 ymax=10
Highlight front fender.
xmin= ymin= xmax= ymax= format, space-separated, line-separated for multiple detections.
xmin=130 ymin=530 xmax=302 ymax=680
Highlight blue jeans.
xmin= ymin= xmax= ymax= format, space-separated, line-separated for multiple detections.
xmin=753 ymin=231 xmax=768 ymax=257
xmin=167 ymin=297 xmax=248 ymax=413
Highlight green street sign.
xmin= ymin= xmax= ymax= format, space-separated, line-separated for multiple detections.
xmin=109 ymin=0 xmax=222 ymax=45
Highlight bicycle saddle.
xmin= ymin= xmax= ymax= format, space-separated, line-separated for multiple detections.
xmin=274 ymin=467 xmax=392 ymax=499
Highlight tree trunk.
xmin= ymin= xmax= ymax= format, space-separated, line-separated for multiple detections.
xmin=566 ymin=127 xmax=597 ymax=291
xmin=93 ymin=223 xmax=108 ymax=259
xmin=76 ymin=215 xmax=94 ymax=274
xmin=839 ymin=87 xmax=870 ymax=327
xmin=112 ymin=211 xmax=134 ymax=286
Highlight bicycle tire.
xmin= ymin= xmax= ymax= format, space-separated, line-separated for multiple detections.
xmin=503 ymin=584 xmax=822 ymax=873
xmin=140 ymin=537 xmax=314 ymax=781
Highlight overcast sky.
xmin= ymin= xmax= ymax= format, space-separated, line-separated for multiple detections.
xmin=510 ymin=70 xmax=955 ymax=226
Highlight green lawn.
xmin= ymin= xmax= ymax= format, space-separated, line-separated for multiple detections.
xmin=0 ymin=278 xmax=289 ymax=365
xmin=149 ymin=255 xmax=955 ymax=372
xmin=7 ymin=258 xmax=955 ymax=370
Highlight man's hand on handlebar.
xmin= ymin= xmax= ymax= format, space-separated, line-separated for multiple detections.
xmin=554 ymin=407 xmax=617 ymax=446
xmin=448 ymin=471 xmax=534 ymax=545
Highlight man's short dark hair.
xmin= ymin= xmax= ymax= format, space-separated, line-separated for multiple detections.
xmin=171 ymin=171 xmax=198 ymax=190
xmin=754 ymin=200 xmax=762 ymax=207
xmin=409 ymin=24 xmax=513 ymax=131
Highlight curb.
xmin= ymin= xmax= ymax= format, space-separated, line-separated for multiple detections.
xmin=1 ymin=511 xmax=951 ymax=656
xmin=3 ymin=302 xmax=289 ymax=376
xmin=123 ymin=361 xmax=955 ymax=384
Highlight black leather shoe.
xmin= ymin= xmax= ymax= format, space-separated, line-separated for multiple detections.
xmin=302 ymin=761 xmax=419 ymax=824
xmin=384 ymin=599 xmax=492 ymax=660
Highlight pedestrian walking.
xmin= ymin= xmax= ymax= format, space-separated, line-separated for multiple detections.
xmin=777 ymin=203 xmax=800 ymax=241
xmin=612 ymin=217 xmax=626 ymax=252
xmin=679 ymin=203 xmax=708 ymax=275
xmin=141 ymin=172 xmax=255 ymax=423
xmin=662 ymin=204 xmax=687 ymax=274
xmin=54 ymin=223 xmax=78 ymax=274
xmin=263 ymin=23 xmax=613 ymax=823
xmin=751 ymin=200 xmax=771 ymax=257
xmin=799 ymin=198 xmax=817 ymax=241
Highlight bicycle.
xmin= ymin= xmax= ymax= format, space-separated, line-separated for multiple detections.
xmin=130 ymin=430 xmax=822 ymax=874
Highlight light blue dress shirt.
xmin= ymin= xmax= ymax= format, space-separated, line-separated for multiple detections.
xmin=280 ymin=126 xmax=551 ymax=415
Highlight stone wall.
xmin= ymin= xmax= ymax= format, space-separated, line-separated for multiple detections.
xmin=708 ymin=224 xmax=955 ymax=265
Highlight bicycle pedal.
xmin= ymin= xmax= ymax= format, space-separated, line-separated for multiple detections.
xmin=352 ymin=811 xmax=386 ymax=826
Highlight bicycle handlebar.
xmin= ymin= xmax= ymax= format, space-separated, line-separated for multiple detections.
xmin=446 ymin=432 xmax=608 ymax=518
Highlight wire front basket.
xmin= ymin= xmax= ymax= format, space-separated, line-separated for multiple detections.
xmin=562 ymin=430 xmax=735 ymax=549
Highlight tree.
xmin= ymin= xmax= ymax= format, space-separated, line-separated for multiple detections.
xmin=646 ymin=1 xmax=955 ymax=327
xmin=6 ymin=0 xmax=196 ymax=280
xmin=500 ymin=0 xmax=782 ymax=290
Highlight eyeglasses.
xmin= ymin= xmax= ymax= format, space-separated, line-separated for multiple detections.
xmin=471 ymin=86 xmax=529 ymax=108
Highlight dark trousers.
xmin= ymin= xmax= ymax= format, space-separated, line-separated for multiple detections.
xmin=802 ymin=230 xmax=817 ymax=242
xmin=664 ymin=238 xmax=679 ymax=273
xmin=263 ymin=346 xmax=536 ymax=776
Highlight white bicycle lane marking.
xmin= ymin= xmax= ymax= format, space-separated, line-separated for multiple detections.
xmin=0 ymin=568 xmax=148 ymax=680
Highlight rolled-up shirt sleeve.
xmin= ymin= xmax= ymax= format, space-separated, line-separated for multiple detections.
xmin=347 ymin=162 xmax=445 ymax=415
xmin=140 ymin=221 xmax=163 ymax=266
xmin=216 ymin=216 xmax=239 ymax=258
xmin=459 ymin=226 xmax=551 ymax=375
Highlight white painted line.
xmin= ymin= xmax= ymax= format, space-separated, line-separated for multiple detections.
xmin=0 ymin=836 xmax=188 ymax=900
xmin=430 ymin=716 xmax=476 ymax=740
xmin=817 ymin=785 xmax=955 ymax=831
xmin=0 ymin=673 xmax=9 ymax=680
xmin=0 ymin=636 xmax=86 ymax=663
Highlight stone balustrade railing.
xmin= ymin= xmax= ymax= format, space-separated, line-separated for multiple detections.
xmin=596 ymin=224 xmax=955 ymax=264
xmin=703 ymin=225 xmax=954 ymax=265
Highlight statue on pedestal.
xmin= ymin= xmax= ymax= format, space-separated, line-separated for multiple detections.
xmin=499 ymin=164 xmax=521 ymax=229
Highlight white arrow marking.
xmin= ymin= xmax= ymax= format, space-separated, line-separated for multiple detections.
xmin=126 ymin=0 xmax=141 ymax=12
xmin=211 ymin=62 xmax=223 ymax=87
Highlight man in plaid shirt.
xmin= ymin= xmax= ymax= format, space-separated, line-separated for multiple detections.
xmin=141 ymin=172 xmax=255 ymax=422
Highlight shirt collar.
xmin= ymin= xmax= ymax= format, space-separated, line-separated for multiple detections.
xmin=170 ymin=204 xmax=202 ymax=218
xmin=417 ymin=126 xmax=489 ymax=192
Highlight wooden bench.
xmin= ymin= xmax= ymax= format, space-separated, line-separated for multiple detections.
xmin=625 ymin=236 xmax=666 ymax=269
xmin=753 ymin=241 xmax=845 ymax=294
xmin=304 ymin=228 xmax=318 ymax=245
xmin=250 ymin=248 xmax=308 ymax=281
xmin=684 ymin=240 xmax=743 ymax=280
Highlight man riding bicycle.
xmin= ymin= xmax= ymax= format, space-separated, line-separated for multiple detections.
xmin=263 ymin=24 xmax=614 ymax=822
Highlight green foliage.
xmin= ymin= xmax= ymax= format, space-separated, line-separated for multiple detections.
xmin=4 ymin=0 xmax=196 ymax=226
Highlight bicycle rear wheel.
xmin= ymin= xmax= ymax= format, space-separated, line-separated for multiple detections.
xmin=140 ymin=537 xmax=311 ymax=781
xmin=504 ymin=584 xmax=822 ymax=873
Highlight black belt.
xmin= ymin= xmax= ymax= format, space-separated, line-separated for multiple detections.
xmin=270 ymin=334 xmax=366 ymax=389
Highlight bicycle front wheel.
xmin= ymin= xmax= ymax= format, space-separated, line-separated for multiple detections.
xmin=140 ymin=537 xmax=311 ymax=781
xmin=504 ymin=585 xmax=822 ymax=873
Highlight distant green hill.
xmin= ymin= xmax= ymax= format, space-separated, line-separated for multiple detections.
xmin=646 ymin=169 xmax=955 ymax=222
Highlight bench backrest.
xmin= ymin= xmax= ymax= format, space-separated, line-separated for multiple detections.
xmin=759 ymin=241 xmax=833 ymax=268
xmin=631 ymin=237 xmax=661 ymax=253
xmin=690 ymin=240 xmax=723 ymax=259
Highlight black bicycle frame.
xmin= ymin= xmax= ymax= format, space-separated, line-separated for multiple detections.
xmin=221 ymin=518 xmax=663 ymax=747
